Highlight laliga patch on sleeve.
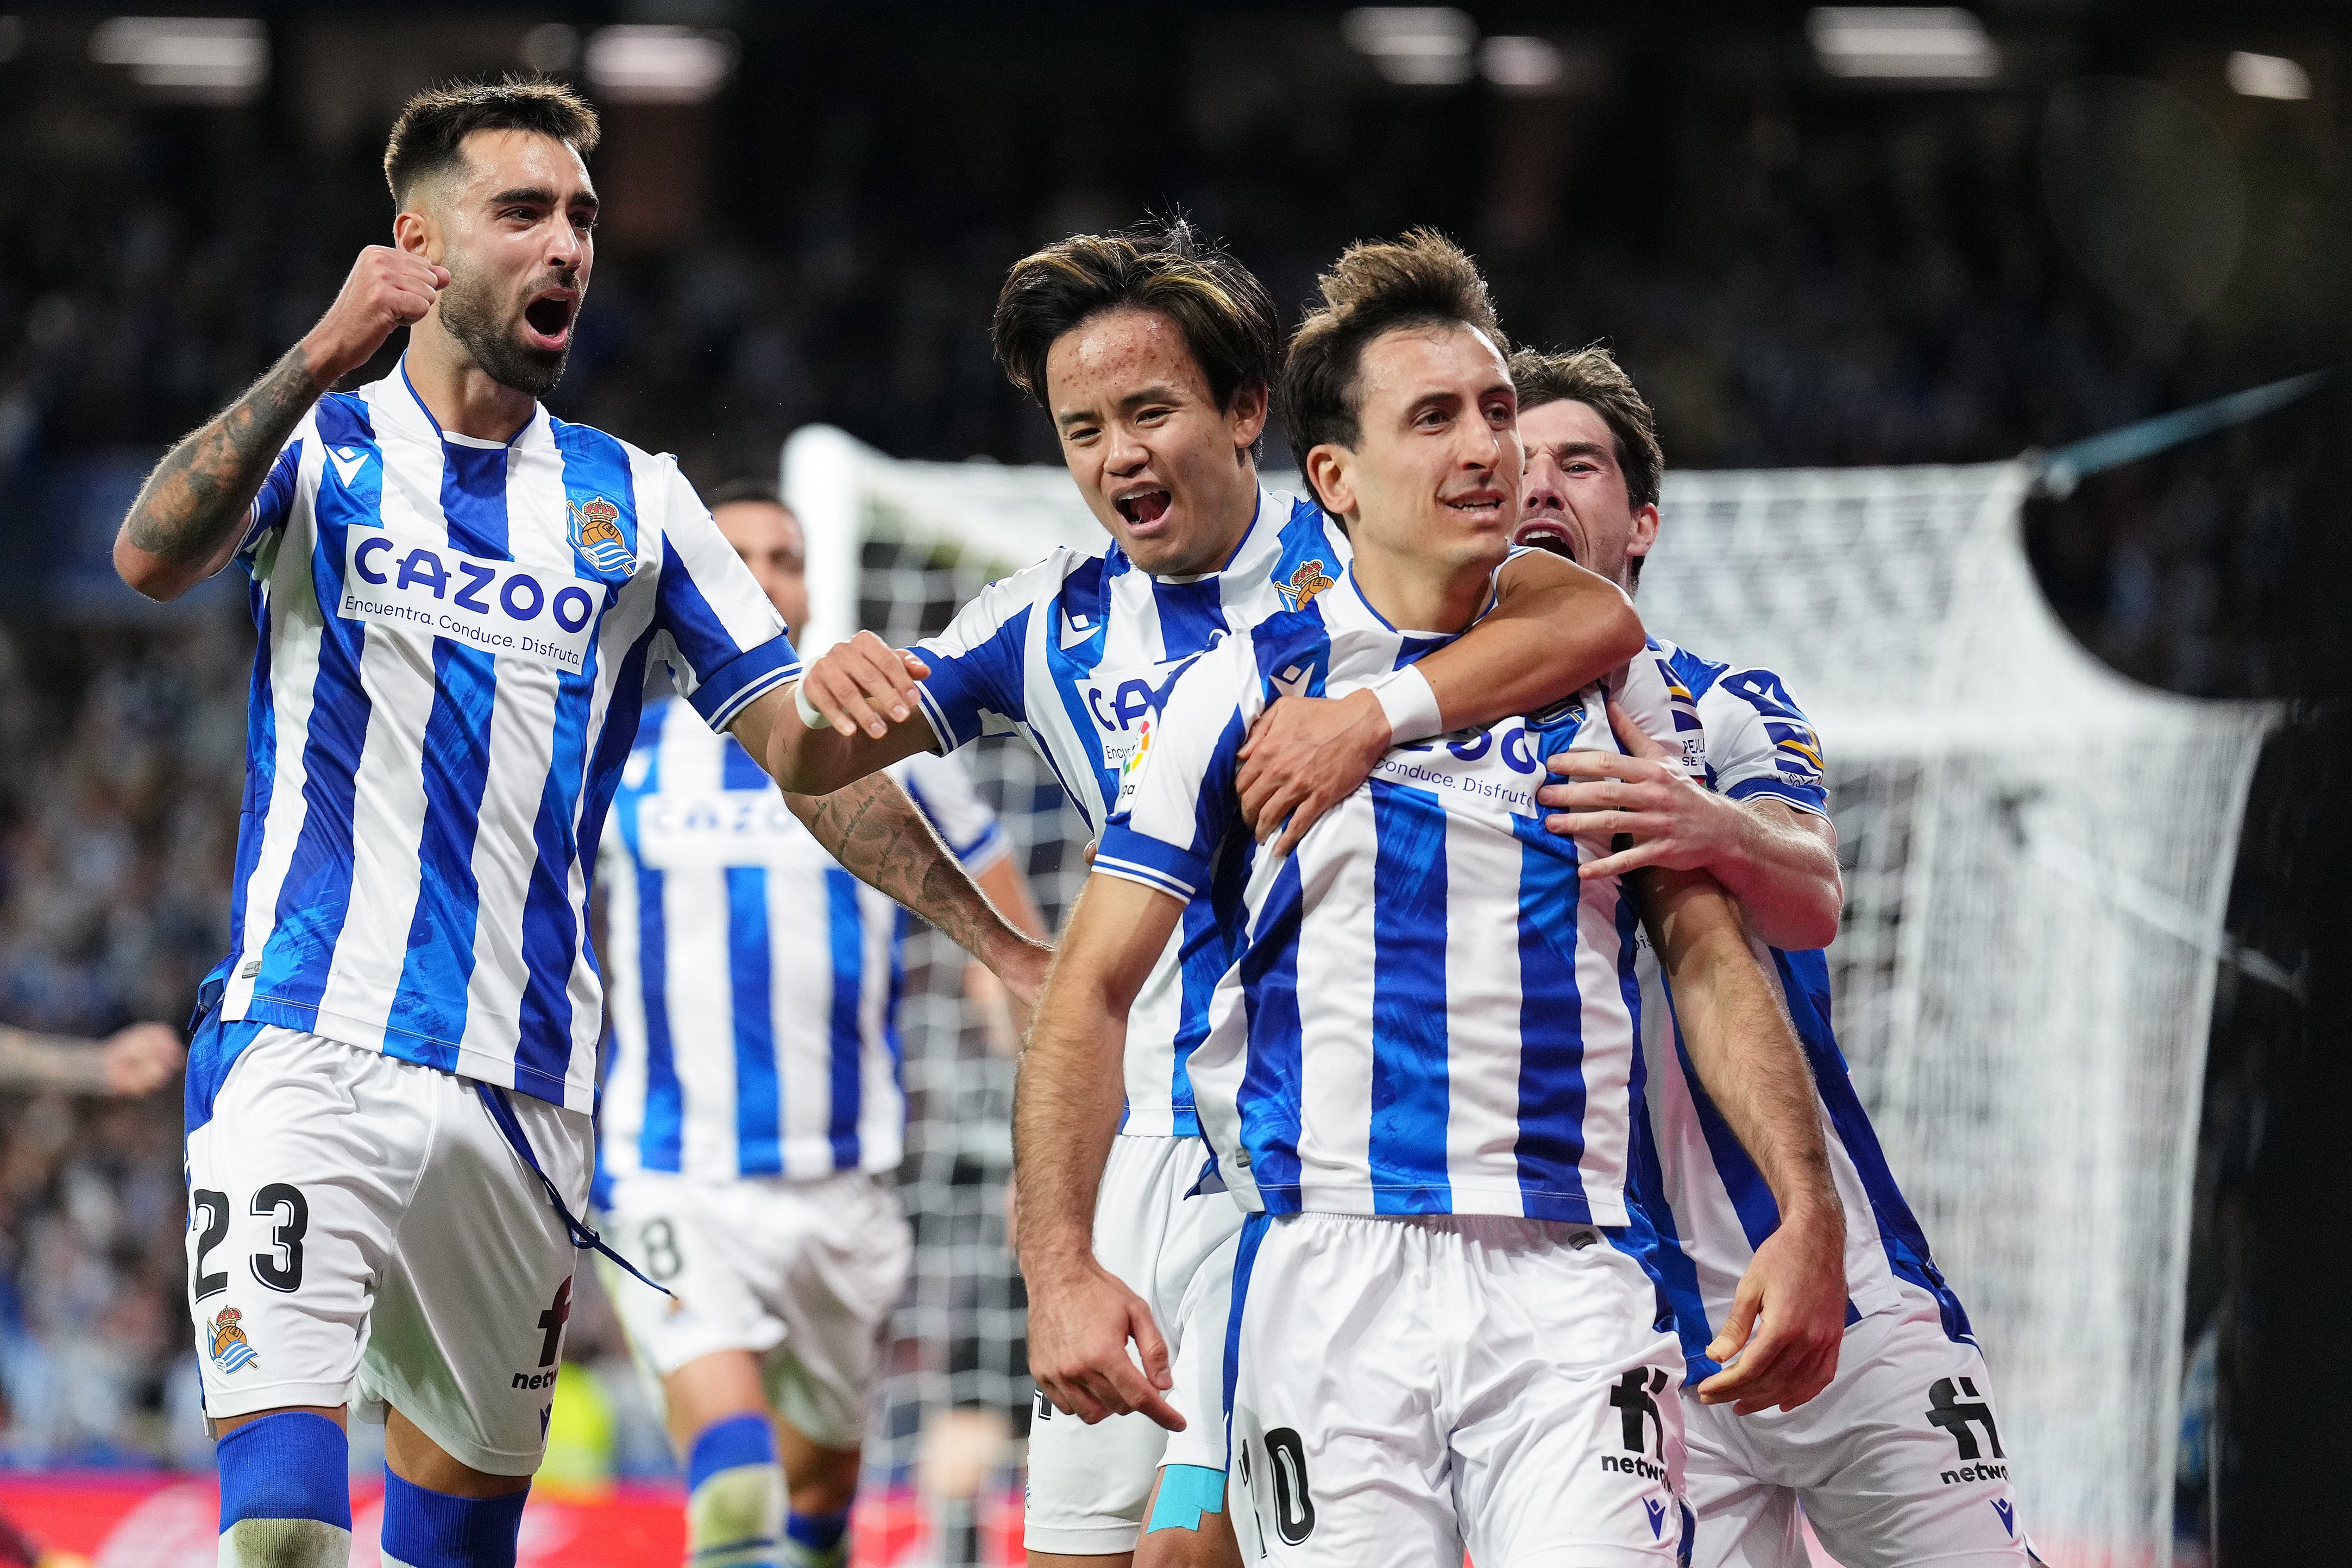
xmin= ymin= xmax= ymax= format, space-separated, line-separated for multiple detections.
xmin=341 ymin=527 xmax=603 ymax=672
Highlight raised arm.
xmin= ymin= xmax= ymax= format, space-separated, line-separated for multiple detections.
xmin=1014 ymin=872 xmax=1188 ymax=1429
xmin=1544 ymin=701 xmax=1844 ymax=951
xmin=1637 ymin=865 xmax=1846 ymax=1414
xmin=115 ymin=246 xmax=447 ymax=601
xmin=778 ymin=771 xmax=1052 ymax=1004
xmin=1236 ymin=547 xmax=1643 ymax=853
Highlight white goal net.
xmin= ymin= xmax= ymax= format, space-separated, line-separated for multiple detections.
xmin=781 ymin=424 xmax=2276 ymax=1568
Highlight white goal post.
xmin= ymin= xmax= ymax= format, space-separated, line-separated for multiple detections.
xmin=782 ymin=423 xmax=2276 ymax=1567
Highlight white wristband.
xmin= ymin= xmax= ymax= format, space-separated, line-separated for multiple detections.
xmin=1369 ymin=665 xmax=1442 ymax=744
xmin=793 ymin=678 xmax=829 ymax=730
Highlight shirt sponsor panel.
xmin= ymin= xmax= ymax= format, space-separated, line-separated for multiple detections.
xmin=341 ymin=526 xmax=602 ymax=671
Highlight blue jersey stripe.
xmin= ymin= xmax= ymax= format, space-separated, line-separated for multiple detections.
xmin=1511 ymin=822 xmax=1592 ymax=1216
xmin=824 ymin=868 xmax=865 ymax=1169
xmin=1366 ymin=780 xmax=1452 ymax=1212
xmin=727 ymin=865 xmax=783 ymax=1175
xmin=1152 ymin=575 xmax=1227 ymax=655
xmin=386 ymin=439 xmax=509 ymax=1060
xmin=633 ymin=862 xmax=684 ymax=1172
xmin=250 ymin=395 xmax=375 ymax=1014
xmin=1234 ymin=854 xmax=1307 ymax=1199
xmin=384 ymin=638 xmax=492 ymax=1065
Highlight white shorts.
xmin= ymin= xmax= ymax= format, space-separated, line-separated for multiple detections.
xmin=1227 ymin=1212 xmax=1689 ymax=1568
xmin=596 ymin=1167 xmax=911 ymax=1451
xmin=185 ymin=1026 xmax=591 ymax=1477
xmin=1024 ymin=1132 xmax=1244 ymax=1555
xmin=1684 ymin=1284 xmax=2037 ymax=1568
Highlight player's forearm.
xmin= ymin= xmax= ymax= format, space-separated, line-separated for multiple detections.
xmin=1706 ymin=804 xmax=1844 ymax=953
xmin=789 ymin=775 xmax=1049 ymax=984
xmin=1012 ymin=984 xmax=1127 ymax=1276
xmin=1419 ymin=553 xmax=1644 ymax=733
xmin=759 ymin=686 xmax=934 ymax=796
xmin=0 ymin=1027 xmax=111 ymax=1094
xmin=1647 ymin=872 xmax=1840 ymax=1225
xmin=115 ymin=344 xmax=324 ymax=601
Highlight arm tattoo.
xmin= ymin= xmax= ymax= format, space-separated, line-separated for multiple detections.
xmin=798 ymin=774 xmax=1015 ymax=962
xmin=0 ymin=1027 xmax=110 ymax=1094
xmin=124 ymin=344 xmax=320 ymax=567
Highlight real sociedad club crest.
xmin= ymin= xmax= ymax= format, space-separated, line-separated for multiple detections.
xmin=209 ymin=1307 xmax=259 ymax=1375
xmin=568 ymin=496 xmax=637 ymax=580
xmin=1276 ymin=558 xmax=1335 ymax=613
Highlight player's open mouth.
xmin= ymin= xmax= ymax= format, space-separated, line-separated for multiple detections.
xmin=1114 ymin=488 xmax=1172 ymax=528
xmin=1513 ymin=518 xmax=1578 ymax=561
xmin=522 ymin=292 xmax=577 ymax=348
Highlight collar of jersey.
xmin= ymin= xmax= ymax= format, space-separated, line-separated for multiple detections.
xmin=392 ymin=355 xmax=545 ymax=450
xmin=1338 ymin=559 xmax=1501 ymax=641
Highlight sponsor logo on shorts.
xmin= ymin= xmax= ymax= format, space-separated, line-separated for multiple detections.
xmin=1941 ymin=1460 xmax=2010 ymax=1486
xmin=208 ymin=1307 xmax=259 ymax=1375
xmin=1993 ymin=1498 xmax=2016 ymax=1536
xmin=513 ymin=1278 xmax=572 ymax=1391
xmin=1643 ymin=1497 xmax=1666 ymax=1539
xmin=1601 ymin=1367 xmax=1675 ymax=1484
xmin=1926 ymin=1375 xmax=2005 ymax=1462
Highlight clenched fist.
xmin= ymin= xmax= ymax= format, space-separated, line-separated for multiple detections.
xmin=300 ymin=245 xmax=448 ymax=387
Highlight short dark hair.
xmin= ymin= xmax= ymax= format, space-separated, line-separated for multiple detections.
xmin=1511 ymin=344 xmax=1664 ymax=586
xmin=383 ymin=77 xmax=600 ymax=207
xmin=703 ymin=477 xmax=788 ymax=512
xmin=1280 ymin=230 xmax=1508 ymax=508
xmin=991 ymin=218 xmax=1279 ymax=416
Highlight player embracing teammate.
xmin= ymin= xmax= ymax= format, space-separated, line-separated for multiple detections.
xmin=1014 ymin=234 xmax=1851 ymax=1567
xmin=116 ymin=80 xmax=1043 ymax=1568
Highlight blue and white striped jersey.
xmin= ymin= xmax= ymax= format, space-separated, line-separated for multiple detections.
xmin=203 ymin=365 xmax=800 ymax=1113
xmin=1630 ymin=639 xmax=1971 ymax=1380
xmin=1096 ymin=559 xmax=1694 ymax=1222
xmin=910 ymin=487 xmax=1348 ymax=1138
xmin=597 ymin=698 xmax=1008 ymax=1183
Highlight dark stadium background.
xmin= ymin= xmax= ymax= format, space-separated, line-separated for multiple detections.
xmin=0 ymin=4 xmax=2343 ymax=1564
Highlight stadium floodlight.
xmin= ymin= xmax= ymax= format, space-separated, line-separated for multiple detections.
xmin=1806 ymin=7 xmax=1999 ymax=82
xmin=2226 ymin=50 xmax=2311 ymax=102
xmin=89 ymin=16 xmax=267 ymax=102
xmin=1342 ymin=7 xmax=1477 ymax=86
xmin=583 ymin=24 xmax=737 ymax=105
xmin=1480 ymin=36 xmax=1565 ymax=93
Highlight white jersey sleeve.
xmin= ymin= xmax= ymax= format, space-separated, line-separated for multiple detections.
xmin=644 ymin=459 xmax=798 ymax=731
xmin=889 ymin=750 xmax=1011 ymax=874
xmin=1093 ymin=631 xmax=1263 ymax=903
xmin=1693 ymin=664 xmax=1827 ymax=816
xmin=909 ymin=556 xmax=1072 ymax=751
xmin=1609 ymin=639 xmax=1708 ymax=779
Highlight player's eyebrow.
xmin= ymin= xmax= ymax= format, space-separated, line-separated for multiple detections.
xmin=1544 ymin=439 xmax=1614 ymax=462
xmin=488 ymin=185 xmax=600 ymax=215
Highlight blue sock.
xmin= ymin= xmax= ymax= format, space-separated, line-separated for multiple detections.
xmin=380 ymin=1470 xmax=529 ymax=1568
xmin=688 ymin=1414 xmax=783 ymax=1568
xmin=784 ymin=1504 xmax=851 ymax=1567
xmin=218 ymin=1412 xmax=351 ymax=1564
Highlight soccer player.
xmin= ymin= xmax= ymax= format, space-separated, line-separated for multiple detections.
xmin=1014 ymin=232 xmax=1849 ymax=1568
xmin=595 ymin=478 xmax=1048 ymax=1568
xmin=1513 ymin=345 xmax=2041 ymax=1567
xmin=782 ymin=220 xmax=1650 ymax=1568
xmin=111 ymin=81 xmax=1045 ymax=1568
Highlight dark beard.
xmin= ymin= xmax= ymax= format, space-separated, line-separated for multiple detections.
xmin=437 ymin=270 xmax=570 ymax=398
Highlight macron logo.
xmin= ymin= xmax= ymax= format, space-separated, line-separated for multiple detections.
xmin=1061 ymin=611 xmax=1098 ymax=649
xmin=1271 ymin=663 xmax=1312 ymax=699
xmin=1643 ymin=1498 xmax=1665 ymax=1539
xmin=327 ymin=446 xmax=368 ymax=488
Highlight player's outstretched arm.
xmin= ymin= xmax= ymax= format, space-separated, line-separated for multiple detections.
xmin=1637 ymin=865 xmax=1846 ymax=1414
xmin=1236 ymin=549 xmax=1643 ymax=855
xmin=1544 ymin=701 xmax=1844 ymax=950
xmin=1014 ymin=872 xmax=1188 ymax=1430
xmin=779 ymin=772 xmax=1053 ymax=1005
xmin=114 ymin=246 xmax=447 ymax=601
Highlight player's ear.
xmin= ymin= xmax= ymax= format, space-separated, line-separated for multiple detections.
xmin=392 ymin=203 xmax=441 ymax=267
xmin=1305 ymin=444 xmax=1354 ymax=522
xmin=1628 ymin=501 xmax=1661 ymax=562
xmin=1227 ymin=380 xmax=1269 ymax=451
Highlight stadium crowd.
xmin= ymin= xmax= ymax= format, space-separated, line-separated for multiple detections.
xmin=0 ymin=9 xmax=2332 ymax=1515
